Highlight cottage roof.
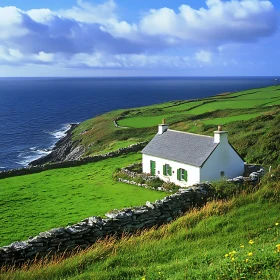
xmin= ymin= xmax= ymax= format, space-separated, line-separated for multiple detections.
xmin=142 ymin=129 xmax=218 ymax=167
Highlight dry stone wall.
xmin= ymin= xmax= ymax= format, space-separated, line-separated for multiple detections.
xmin=0 ymin=183 xmax=214 ymax=267
xmin=0 ymin=142 xmax=148 ymax=180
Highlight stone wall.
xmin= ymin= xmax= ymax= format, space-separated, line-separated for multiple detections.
xmin=0 ymin=183 xmax=214 ymax=267
xmin=0 ymin=142 xmax=148 ymax=180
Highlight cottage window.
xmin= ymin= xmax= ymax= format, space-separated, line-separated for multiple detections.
xmin=163 ymin=164 xmax=172 ymax=176
xmin=177 ymin=168 xmax=188 ymax=181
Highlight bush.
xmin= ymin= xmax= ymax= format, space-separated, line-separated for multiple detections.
xmin=212 ymin=179 xmax=246 ymax=199
xmin=161 ymin=182 xmax=179 ymax=192
xmin=146 ymin=177 xmax=164 ymax=189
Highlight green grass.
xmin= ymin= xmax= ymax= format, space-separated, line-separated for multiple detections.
xmin=118 ymin=115 xmax=174 ymax=128
xmin=187 ymin=99 xmax=270 ymax=114
xmin=2 ymin=172 xmax=279 ymax=279
xmin=266 ymin=98 xmax=280 ymax=106
xmin=163 ymin=100 xmax=204 ymax=112
xmin=116 ymin=86 xmax=279 ymax=129
xmin=0 ymin=153 xmax=167 ymax=247
xmin=203 ymin=113 xmax=261 ymax=125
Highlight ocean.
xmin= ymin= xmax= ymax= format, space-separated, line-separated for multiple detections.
xmin=0 ymin=77 xmax=277 ymax=170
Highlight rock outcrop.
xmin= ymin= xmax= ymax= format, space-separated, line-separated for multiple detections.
xmin=29 ymin=124 xmax=84 ymax=166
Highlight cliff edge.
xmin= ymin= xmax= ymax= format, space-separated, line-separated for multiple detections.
xmin=29 ymin=124 xmax=85 ymax=166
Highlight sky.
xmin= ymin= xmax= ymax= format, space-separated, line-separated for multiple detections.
xmin=0 ymin=0 xmax=279 ymax=77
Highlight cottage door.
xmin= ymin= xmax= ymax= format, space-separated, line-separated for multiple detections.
xmin=150 ymin=160 xmax=156 ymax=176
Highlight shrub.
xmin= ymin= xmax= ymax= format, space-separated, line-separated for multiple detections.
xmin=146 ymin=177 xmax=164 ymax=189
xmin=161 ymin=182 xmax=179 ymax=192
xmin=212 ymin=179 xmax=246 ymax=199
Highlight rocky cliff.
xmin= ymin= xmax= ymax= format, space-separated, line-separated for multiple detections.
xmin=29 ymin=124 xmax=85 ymax=166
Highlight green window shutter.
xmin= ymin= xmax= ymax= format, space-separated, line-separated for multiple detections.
xmin=177 ymin=169 xmax=180 ymax=180
xmin=163 ymin=164 xmax=167 ymax=175
xmin=150 ymin=161 xmax=156 ymax=176
xmin=169 ymin=166 xmax=172 ymax=176
xmin=184 ymin=170 xmax=188 ymax=181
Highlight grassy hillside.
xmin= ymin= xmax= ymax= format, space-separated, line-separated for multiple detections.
xmin=0 ymin=85 xmax=279 ymax=247
xmin=1 ymin=167 xmax=279 ymax=279
xmin=71 ymin=85 xmax=280 ymax=165
xmin=0 ymin=153 xmax=167 ymax=247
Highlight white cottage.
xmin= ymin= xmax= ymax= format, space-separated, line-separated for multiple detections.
xmin=142 ymin=121 xmax=244 ymax=187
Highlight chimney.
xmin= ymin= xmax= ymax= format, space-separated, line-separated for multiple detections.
xmin=158 ymin=118 xmax=168 ymax=134
xmin=214 ymin=125 xmax=228 ymax=144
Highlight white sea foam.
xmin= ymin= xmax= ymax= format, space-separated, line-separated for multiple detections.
xmin=48 ymin=124 xmax=72 ymax=139
xmin=17 ymin=149 xmax=51 ymax=167
xmin=16 ymin=123 xmax=76 ymax=167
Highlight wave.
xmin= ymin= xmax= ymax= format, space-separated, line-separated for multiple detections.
xmin=47 ymin=124 xmax=72 ymax=140
xmin=15 ymin=123 xmax=76 ymax=168
xmin=17 ymin=147 xmax=52 ymax=167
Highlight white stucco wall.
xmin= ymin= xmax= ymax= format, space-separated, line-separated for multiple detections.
xmin=200 ymin=142 xmax=244 ymax=182
xmin=142 ymin=154 xmax=200 ymax=187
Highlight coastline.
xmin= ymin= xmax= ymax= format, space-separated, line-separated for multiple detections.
xmin=28 ymin=123 xmax=80 ymax=166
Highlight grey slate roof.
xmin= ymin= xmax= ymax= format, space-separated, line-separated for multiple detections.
xmin=142 ymin=129 xmax=218 ymax=167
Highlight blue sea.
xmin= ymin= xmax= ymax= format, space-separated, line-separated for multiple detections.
xmin=0 ymin=77 xmax=277 ymax=170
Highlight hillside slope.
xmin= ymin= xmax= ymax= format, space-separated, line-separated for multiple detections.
xmin=2 ymin=167 xmax=279 ymax=279
xmin=30 ymin=85 xmax=280 ymax=167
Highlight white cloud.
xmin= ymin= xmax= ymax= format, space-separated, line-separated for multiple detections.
xmin=0 ymin=0 xmax=278 ymax=71
xmin=27 ymin=9 xmax=56 ymax=23
xmin=0 ymin=6 xmax=29 ymax=39
xmin=59 ymin=0 xmax=116 ymax=24
xmin=195 ymin=50 xmax=212 ymax=63
xmin=67 ymin=52 xmax=191 ymax=68
xmin=139 ymin=0 xmax=277 ymax=45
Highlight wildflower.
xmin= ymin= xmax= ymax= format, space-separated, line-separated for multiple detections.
xmin=231 ymin=257 xmax=235 ymax=261
xmin=276 ymin=222 xmax=279 ymax=226
xmin=248 ymin=240 xmax=254 ymax=245
xmin=240 ymin=244 xmax=244 ymax=248
xmin=142 ymin=278 xmax=146 ymax=280
xmin=225 ymin=254 xmax=229 ymax=258
xmin=248 ymin=252 xmax=253 ymax=257
xmin=245 ymin=259 xmax=249 ymax=263
xmin=276 ymin=244 xmax=280 ymax=253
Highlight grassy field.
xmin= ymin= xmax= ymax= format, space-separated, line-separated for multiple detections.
xmin=117 ymin=86 xmax=279 ymax=128
xmin=203 ymin=113 xmax=261 ymax=125
xmin=1 ymin=169 xmax=279 ymax=279
xmin=0 ymin=153 xmax=167 ymax=247
xmin=62 ymin=85 xmax=280 ymax=164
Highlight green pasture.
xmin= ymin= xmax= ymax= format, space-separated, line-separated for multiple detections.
xmin=163 ymin=100 xmax=204 ymax=112
xmin=0 ymin=153 xmax=166 ymax=247
xmin=187 ymin=99 xmax=269 ymax=114
xmin=118 ymin=115 xmax=174 ymax=128
xmin=117 ymin=86 xmax=280 ymax=129
xmin=266 ymin=98 xmax=280 ymax=106
xmin=203 ymin=113 xmax=261 ymax=125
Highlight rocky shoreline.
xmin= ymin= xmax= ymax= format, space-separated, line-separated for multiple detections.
xmin=28 ymin=123 xmax=84 ymax=166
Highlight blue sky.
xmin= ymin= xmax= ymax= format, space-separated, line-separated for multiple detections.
xmin=0 ymin=0 xmax=279 ymax=76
